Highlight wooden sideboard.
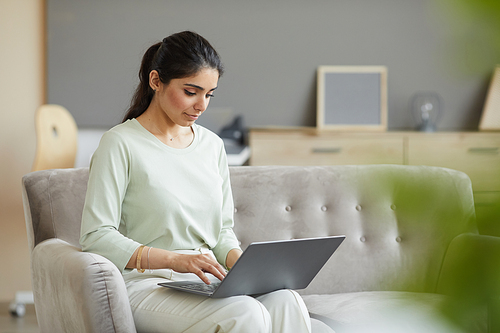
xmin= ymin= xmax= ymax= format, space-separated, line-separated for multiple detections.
xmin=249 ymin=127 xmax=500 ymax=235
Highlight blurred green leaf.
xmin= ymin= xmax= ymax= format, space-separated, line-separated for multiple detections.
xmin=434 ymin=0 xmax=500 ymax=74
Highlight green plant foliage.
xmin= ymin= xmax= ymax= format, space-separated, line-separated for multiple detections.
xmin=435 ymin=0 xmax=500 ymax=74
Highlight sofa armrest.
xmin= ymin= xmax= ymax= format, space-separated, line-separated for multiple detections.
xmin=31 ymin=238 xmax=136 ymax=333
xmin=438 ymin=233 xmax=500 ymax=331
xmin=438 ymin=233 xmax=500 ymax=296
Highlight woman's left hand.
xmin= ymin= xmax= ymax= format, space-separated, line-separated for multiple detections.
xmin=225 ymin=248 xmax=243 ymax=270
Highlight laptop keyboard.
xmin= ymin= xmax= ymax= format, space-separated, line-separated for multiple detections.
xmin=182 ymin=282 xmax=221 ymax=292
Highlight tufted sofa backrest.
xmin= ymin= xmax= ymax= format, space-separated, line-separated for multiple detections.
xmin=23 ymin=165 xmax=476 ymax=296
xmin=229 ymin=165 xmax=476 ymax=295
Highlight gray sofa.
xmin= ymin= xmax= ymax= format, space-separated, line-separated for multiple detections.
xmin=22 ymin=165 xmax=500 ymax=332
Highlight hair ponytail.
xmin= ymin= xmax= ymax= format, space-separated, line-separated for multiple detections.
xmin=122 ymin=31 xmax=224 ymax=122
xmin=123 ymin=42 xmax=161 ymax=121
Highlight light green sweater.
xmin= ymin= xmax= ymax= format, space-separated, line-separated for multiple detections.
xmin=80 ymin=119 xmax=241 ymax=272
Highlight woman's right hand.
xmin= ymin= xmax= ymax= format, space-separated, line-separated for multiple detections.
xmin=126 ymin=246 xmax=227 ymax=285
xmin=167 ymin=252 xmax=227 ymax=285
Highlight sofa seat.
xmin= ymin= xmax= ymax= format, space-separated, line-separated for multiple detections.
xmin=303 ymin=291 xmax=487 ymax=333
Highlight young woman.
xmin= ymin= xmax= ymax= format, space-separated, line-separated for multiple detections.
xmin=79 ymin=31 xmax=312 ymax=332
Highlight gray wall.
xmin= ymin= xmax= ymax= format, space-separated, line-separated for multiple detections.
xmin=47 ymin=0 xmax=495 ymax=130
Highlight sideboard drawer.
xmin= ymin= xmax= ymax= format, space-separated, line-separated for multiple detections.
xmin=251 ymin=133 xmax=404 ymax=166
xmin=407 ymin=134 xmax=500 ymax=191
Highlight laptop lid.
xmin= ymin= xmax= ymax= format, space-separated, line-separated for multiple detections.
xmin=158 ymin=235 xmax=345 ymax=298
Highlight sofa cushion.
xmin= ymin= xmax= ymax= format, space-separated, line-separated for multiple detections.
xmin=303 ymin=291 xmax=486 ymax=333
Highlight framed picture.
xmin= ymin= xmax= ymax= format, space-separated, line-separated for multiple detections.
xmin=317 ymin=66 xmax=388 ymax=131
xmin=479 ymin=65 xmax=500 ymax=131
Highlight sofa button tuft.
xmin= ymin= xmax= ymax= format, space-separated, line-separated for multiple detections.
xmin=356 ymin=205 xmax=362 ymax=211
xmin=396 ymin=236 xmax=402 ymax=243
xmin=360 ymin=236 xmax=366 ymax=242
xmin=285 ymin=205 xmax=292 ymax=212
xmin=321 ymin=206 xmax=327 ymax=212
xmin=391 ymin=204 xmax=397 ymax=211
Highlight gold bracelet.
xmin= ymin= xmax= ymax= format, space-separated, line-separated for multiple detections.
xmin=136 ymin=245 xmax=146 ymax=273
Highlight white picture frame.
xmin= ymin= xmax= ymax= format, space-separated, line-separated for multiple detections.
xmin=317 ymin=66 xmax=388 ymax=131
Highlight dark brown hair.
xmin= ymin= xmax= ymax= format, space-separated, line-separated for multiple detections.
xmin=123 ymin=31 xmax=224 ymax=122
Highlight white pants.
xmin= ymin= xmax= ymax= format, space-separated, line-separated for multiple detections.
xmin=123 ymin=248 xmax=312 ymax=333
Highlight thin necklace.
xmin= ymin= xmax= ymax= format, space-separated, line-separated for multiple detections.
xmin=151 ymin=120 xmax=179 ymax=141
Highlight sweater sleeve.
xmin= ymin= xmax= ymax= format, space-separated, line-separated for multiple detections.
xmin=79 ymin=130 xmax=141 ymax=272
xmin=211 ymin=143 xmax=242 ymax=268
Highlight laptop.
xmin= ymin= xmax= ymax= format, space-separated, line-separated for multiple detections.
xmin=158 ymin=235 xmax=345 ymax=298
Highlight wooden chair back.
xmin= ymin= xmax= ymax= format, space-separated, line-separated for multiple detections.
xmin=32 ymin=104 xmax=78 ymax=171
